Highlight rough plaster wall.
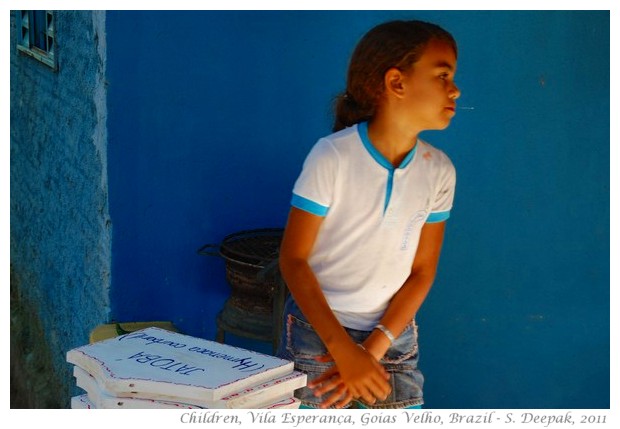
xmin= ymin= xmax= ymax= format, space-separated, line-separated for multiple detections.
xmin=10 ymin=11 xmax=111 ymax=408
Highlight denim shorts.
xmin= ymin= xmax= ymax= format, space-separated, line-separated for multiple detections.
xmin=276 ymin=295 xmax=424 ymax=409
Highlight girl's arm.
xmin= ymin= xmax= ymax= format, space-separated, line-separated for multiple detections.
xmin=364 ymin=221 xmax=447 ymax=360
xmin=279 ymin=207 xmax=391 ymax=408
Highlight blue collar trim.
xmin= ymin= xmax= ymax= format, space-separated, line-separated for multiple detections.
xmin=357 ymin=121 xmax=417 ymax=170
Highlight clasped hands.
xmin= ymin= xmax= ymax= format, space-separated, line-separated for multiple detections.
xmin=306 ymin=344 xmax=391 ymax=409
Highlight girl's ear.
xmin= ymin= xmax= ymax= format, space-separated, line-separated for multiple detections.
xmin=384 ymin=68 xmax=406 ymax=98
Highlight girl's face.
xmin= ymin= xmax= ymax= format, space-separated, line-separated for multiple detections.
xmin=398 ymin=39 xmax=460 ymax=131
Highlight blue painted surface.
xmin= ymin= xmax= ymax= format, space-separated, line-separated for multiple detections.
xmin=10 ymin=11 xmax=111 ymax=404
xmin=106 ymin=11 xmax=609 ymax=408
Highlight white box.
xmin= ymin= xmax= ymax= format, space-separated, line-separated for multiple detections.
xmin=67 ymin=327 xmax=302 ymax=407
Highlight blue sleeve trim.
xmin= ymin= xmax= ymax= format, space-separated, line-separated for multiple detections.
xmin=291 ymin=194 xmax=329 ymax=217
xmin=426 ymin=210 xmax=450 ymax=223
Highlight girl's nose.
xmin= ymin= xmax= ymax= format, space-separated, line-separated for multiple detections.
xmin=450 ymin=83 xmax=461 ymax=100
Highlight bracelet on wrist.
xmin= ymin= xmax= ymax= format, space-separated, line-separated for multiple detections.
xmin=374 ymin=324 xmax=395 ymax=344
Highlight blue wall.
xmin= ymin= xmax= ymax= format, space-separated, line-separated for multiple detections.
xmin=10 ymin=11 xmax=111 ymax=406
xmin=106 ymin=11 xmax=609 ymax=408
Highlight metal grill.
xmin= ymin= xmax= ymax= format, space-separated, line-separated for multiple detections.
xmin=217 ymin=228 xmax=284 ymax=268
xmin=197 ymin=228 xmax=285 ymax=345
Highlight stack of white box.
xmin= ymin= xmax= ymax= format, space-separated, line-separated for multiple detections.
xmin=66 ymin=327 xmax=305 ymax=409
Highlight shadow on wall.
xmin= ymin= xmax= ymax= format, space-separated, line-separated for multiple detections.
xmin=10 ymin=265 xmax=66 ymax=409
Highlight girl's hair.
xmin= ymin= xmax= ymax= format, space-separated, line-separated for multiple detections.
xmin=333 ymin=20 xmax=457 ymax=132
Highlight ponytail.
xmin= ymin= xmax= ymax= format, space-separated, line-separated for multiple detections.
xmin=332 ymin=92 xmax=374 ymax=132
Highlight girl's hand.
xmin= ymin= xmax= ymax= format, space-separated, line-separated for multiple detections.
xmin=307 ymin=345 xmax=391 ymax=408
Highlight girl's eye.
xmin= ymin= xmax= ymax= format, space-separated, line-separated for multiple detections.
xmin=439 ymin=73 xmax=449 ymax=80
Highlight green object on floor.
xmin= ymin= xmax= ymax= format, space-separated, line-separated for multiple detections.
xmin=89 ymin=321 xmax=179 ymax=343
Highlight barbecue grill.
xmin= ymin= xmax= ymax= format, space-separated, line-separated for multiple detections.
xmin=198 ymin=228 xmax=287 ymax=352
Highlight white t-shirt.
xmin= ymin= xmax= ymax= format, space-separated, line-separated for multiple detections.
xmin=291 ymin=122 xmax=456 ymax=330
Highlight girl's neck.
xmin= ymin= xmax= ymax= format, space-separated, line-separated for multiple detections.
xmin=366 ymin=114 xmax=419 ymax=168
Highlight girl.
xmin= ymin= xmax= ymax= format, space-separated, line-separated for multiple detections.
xmin=277 ymin=20 xmax=461 ymax=409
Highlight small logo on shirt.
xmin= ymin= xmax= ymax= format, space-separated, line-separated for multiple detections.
xmin=400 ymin=210 xmax=427 ymax=250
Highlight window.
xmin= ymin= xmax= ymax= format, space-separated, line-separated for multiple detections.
xmin=16 ymin=10 xmax=57 ymax=70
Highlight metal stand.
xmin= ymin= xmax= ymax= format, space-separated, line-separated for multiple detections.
xmin=215 ymin=261 xmax=288 ymax=354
